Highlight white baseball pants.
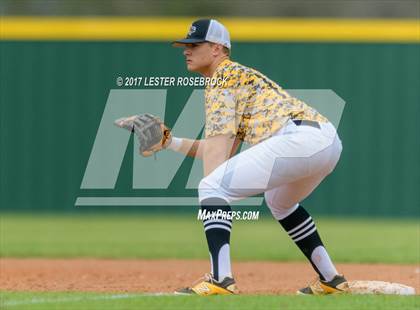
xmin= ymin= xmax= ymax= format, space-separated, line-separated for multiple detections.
xmin=198 ymin=119 xmax=342 ymax=219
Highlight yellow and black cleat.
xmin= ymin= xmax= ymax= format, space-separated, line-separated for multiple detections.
xmin=297 ymin=274 xmax=349 ymax=295
xmin=175 ymin=274 xmax=237 ymax=296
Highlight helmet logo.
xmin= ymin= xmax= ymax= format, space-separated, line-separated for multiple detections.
xmin=188 ymin=25 xmax=196 ymax=36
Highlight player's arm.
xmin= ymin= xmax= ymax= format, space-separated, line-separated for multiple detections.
xmin=203 ymin=134 xmax=239 ymax=177
xmin=170 ymin=138 xmax=206 ymax=159
xmin=168 ymin=135 xmax=240 ymax=162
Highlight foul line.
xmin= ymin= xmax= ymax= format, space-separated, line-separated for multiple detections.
xmin=2 ymin=293 xmax=175 ymax=307
xmin=75 ymin=197 xmax=264 ymax=206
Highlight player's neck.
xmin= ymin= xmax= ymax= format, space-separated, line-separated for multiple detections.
xmin=201 ymin=56 xmax=229 ymax=78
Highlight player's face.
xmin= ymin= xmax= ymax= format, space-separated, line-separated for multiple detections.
xmin=183 ymin=42 xmax=214 ymax=73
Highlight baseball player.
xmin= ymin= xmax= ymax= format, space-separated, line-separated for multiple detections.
xmin=116 ymin=19 xmax=348 ymax=296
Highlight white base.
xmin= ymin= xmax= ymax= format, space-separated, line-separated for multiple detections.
xmin=348 ymin=280 xmax=416 ymax=295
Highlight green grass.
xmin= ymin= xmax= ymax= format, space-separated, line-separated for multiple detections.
xmin=1 ymin=214 xmax=419 ymax=263
xmin=1 ymin=292 xmax=419 ymax=310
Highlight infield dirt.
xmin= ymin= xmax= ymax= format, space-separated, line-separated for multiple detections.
xmin=1 ymin=259 xmax=418 ymax=294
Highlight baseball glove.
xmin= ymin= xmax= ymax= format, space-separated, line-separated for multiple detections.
xmin=114 ymin=113 xmax=172 ymax=157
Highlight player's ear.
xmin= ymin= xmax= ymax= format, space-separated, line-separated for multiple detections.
xmin=208 ymin=42 xmax=216 ymax=56
xmin=211 ymin=43 xmax=223 ymax=57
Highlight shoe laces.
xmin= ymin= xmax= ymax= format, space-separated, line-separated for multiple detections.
xmin=204 ymin=273 xmax=215 ymax=283
xmin=307 ymin=276 xmax=323 ymax=291
xmin=191 ymin=273 xmax=215 ymax=287
xmin=308 ymin=276 xmax=321 ymax=286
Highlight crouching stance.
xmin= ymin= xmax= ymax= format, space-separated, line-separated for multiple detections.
xmin=117 ymin=18 xmax=349 ymax=296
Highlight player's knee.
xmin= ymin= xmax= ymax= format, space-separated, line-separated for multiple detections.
xmin=264 ymin=192 xmax=274 ymax=208
xmin=264 ymin=192 xmax=299 ymax=220
xmin=198 ymin=176 xmax=230 ymax=204
xmin=198 ymin=176 xmax=213 ymax=192
xmin=269 ymin=203 xmax=299 ymax=220
xmin=198 ymin=175 xmax=220 ymax=198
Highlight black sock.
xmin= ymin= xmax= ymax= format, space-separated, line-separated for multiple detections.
xmin=200 ymin=197 xmax=232 ymax=282
xmin=278 ymin=205 xmax=330 ymax=280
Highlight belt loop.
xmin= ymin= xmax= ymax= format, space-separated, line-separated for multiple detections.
xmin=292 ymin=119 xmax=321 ymax=129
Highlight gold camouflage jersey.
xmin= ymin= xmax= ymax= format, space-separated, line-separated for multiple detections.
xmin=204 ymin=59 xmax=328 ymax=145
